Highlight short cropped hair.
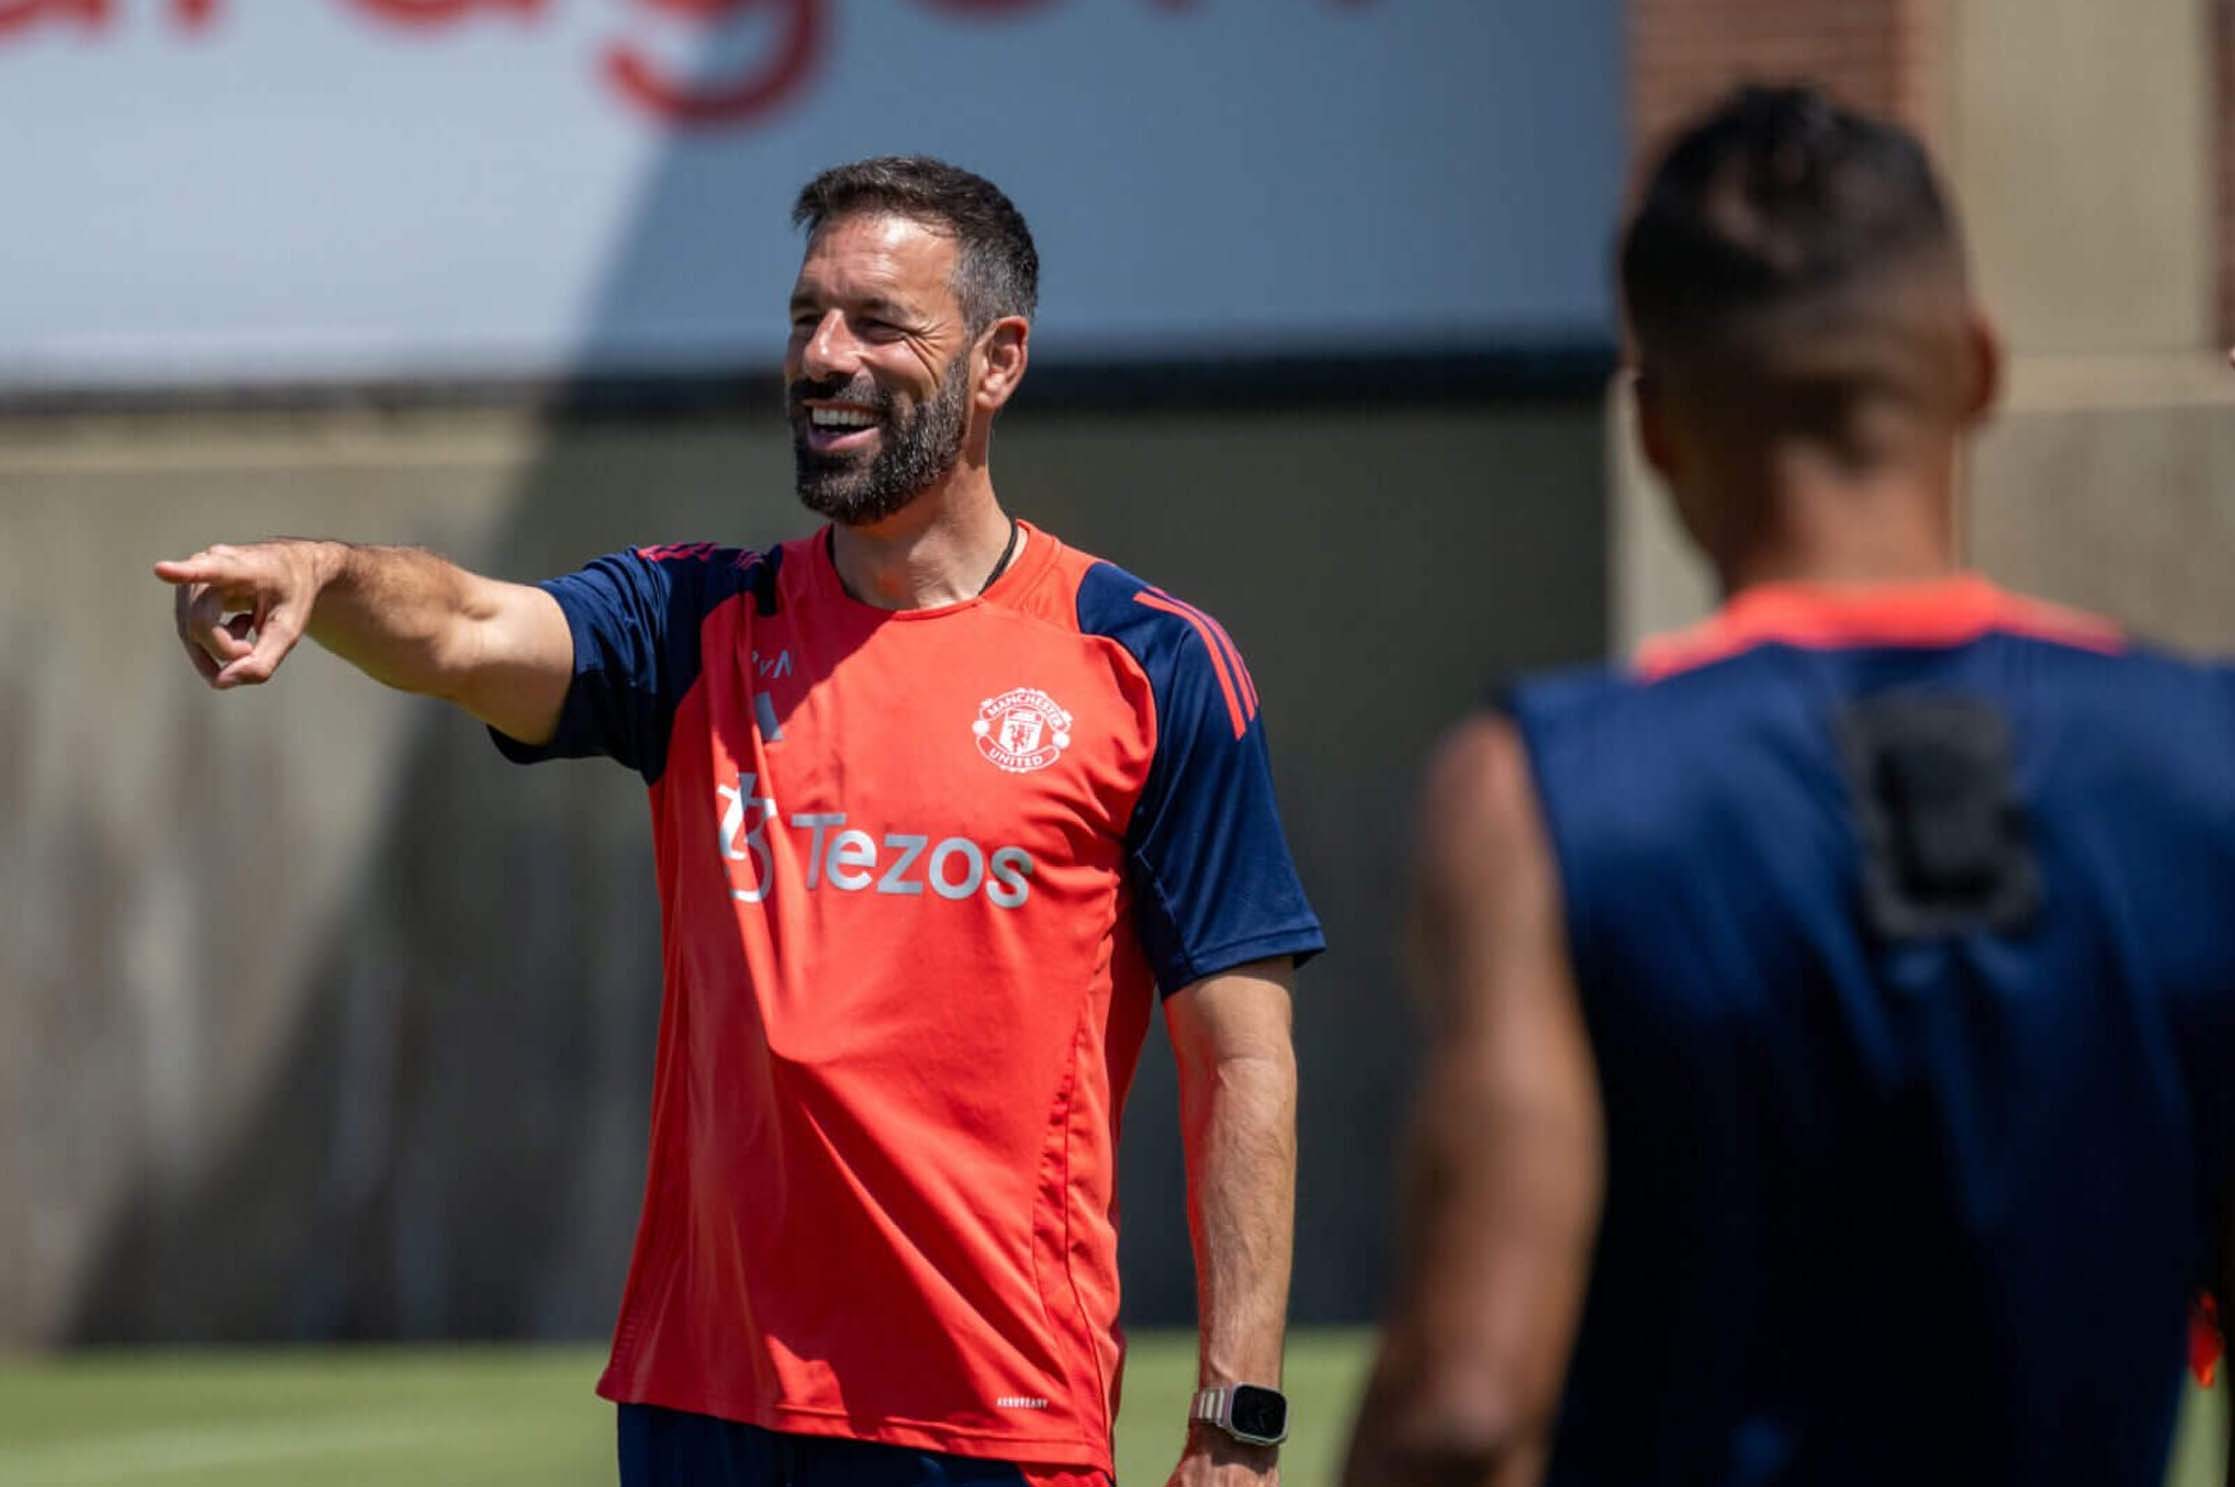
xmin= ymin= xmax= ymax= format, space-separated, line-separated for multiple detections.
xmin=1621 ymin=85 xmax=1964 ymax=369
xmin=792 ymin=156 xmax=1039 ymax=333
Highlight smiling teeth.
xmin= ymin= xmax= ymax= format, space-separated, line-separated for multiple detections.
xmin=811 ymin=408 xmax=876 ymax=429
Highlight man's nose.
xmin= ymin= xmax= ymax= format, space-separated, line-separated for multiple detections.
xmin=799 ymin=311 xmax=859 ymax=382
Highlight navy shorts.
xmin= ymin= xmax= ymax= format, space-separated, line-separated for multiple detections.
xmin=617 ymin=1405 xmax=1109 ymax=1487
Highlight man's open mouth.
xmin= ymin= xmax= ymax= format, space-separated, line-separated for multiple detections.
xmin=803 ymin=404 xmax=882 ymax=453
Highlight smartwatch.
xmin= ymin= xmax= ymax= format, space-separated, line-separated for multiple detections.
xmin=1190 ymin=1383 xmax=1289 ymax=1447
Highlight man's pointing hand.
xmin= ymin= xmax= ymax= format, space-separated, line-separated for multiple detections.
xmin=154 ymin=540 xmax=329 ymax=691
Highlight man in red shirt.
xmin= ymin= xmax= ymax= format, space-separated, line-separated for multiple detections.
xmin=156 ymin=158 xmax=1322 ymax=1487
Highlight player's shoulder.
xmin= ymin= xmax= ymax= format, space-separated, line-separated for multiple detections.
xmin=620 ymin=539 xmax=786 ymax=616
xmin=1075 ymin=556 xmax=1257 ymax=706
xmin=1004 ymin=542 xmax=1258 ymax=743
xmin=628 ymin=540 xmax=779 ymax=577
xmin=2026 ymin=638 xmax=2235 ymax=791
xmin=1067 ymin=554 xmax=1243 ymax=657
xmin=1498 ymin=659 xmax=1751 ymax=836
xmin=1497 ymin=660 xmax=1645 ymax=745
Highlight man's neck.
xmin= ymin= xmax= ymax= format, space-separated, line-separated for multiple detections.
xmin=1723 ymin=530 xmax=1959 ymax=594
xmin=1712 ymin=438 xmax=1963 ymax=597
xmin=828 ymin=469 xmax=1021 ymax=611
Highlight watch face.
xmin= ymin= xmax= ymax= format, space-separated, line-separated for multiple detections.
xmin=1228 ymin=1385 xmax=1288 ymax=1442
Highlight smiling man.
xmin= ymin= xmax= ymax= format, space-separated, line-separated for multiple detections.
xmin=154 ymin=158 xmax=1322 ymax=1487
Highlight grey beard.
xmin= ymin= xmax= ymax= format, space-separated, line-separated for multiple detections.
xmin=792 ymin=360 xmax=971 ymax=526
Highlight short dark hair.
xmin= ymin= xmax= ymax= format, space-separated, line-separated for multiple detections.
xmin=792 ymin=156 xmax=1039 ymax=333
xmin=1620 ymin=85 xmax=1964 ymax=369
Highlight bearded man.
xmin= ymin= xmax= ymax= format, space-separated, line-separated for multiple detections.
xmin=158 ymin=157 xmax=1322 ymax=1487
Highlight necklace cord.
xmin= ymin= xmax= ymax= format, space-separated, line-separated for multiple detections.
xmin=824 ymin=516 xmax=1021 ymax=602
xmin=978 ymin=516 xmax=1022 ymax=595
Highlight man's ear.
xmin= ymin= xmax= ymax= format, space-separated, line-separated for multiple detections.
xmin=1633 ymin=367 xmax=1679 ymax=485
xmin=975 ymin=316 xmax=1030 ymax=415
xmin=1960 ymin=310 xmax=2003 ymax=427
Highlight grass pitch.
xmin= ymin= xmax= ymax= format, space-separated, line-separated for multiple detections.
xmin=0 ymin=1331 xmax=1366 ymax=1487
xmin=0 ymin=1329 xmax=2218 ymax=1485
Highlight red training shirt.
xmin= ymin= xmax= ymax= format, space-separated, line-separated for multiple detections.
xmin=493 ymin=521 xmax=1324 ymax=1474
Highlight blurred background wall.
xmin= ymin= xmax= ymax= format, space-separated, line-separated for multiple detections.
xmin=1616 ymin=0 xmax=2235 ymax=646
xmin=0 ymin=1 xmax=1622 ymax=1345
xmin=5 ymin=0 xmax=2233 ymax=1357
xmin=0 ymin=399 xmax=1607 ymax=1343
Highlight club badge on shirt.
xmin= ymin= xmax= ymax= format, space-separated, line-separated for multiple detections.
xmin=973 ymin=688 xmax=1073 ymax=774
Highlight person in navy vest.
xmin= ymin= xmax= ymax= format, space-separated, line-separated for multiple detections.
xmin=1342 ymin=85 xmax=2235 ymax=1487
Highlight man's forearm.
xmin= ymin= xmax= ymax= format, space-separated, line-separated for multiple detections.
xmin=158 ymin=536 xmax=571 ymax=741
xmin=301 ymin=541 xmax=496 ymax=700
xmin=1163 ymin=966 xmax=1298 ymax=1484
xmin=1181 ymin=1043 xmax=1297 ymax=1386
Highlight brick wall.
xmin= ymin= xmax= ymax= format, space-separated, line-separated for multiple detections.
xmin=1631 ymin=0 xmax=1946 ymax=167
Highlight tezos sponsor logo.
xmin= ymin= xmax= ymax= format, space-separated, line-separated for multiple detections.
xmin=715 ymin=773 xmax=1035 ymax=910
xmin=972 ymin=688 xmax=1071 ymax=774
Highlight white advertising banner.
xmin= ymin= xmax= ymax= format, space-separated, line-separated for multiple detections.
xmin=0 ymin=1 xmax=1620 ymax=386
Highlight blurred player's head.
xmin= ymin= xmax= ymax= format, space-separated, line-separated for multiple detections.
xmin=785 ymin=157 xmax=1038 ymax=525
xmin=1621 ymin=86 xmax=1999 ymax=584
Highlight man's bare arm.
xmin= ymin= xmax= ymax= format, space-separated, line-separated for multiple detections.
xmin=1339 ymin=714 xmax=1603 ymax=1487
xmin=153 ymin=539 xmax=573 ymax=744
xmin=1163 ymin=959 xmax=1298 ymax=1487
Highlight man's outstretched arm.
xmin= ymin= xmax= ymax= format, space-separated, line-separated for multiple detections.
xmin=153 ymin=539 xmax=573 ymax=744
xmin=1340 ymin=714 xmax=1603 ymax=1487
xmin=1164 ymin=959 xmax=1299 ymax=1487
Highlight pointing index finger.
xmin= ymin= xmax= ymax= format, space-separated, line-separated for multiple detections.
xmin=153 ymin=556 xmax=216 ymax=586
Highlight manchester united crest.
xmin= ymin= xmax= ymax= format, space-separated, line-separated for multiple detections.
xmin=972 ymin=687 xmax=1073 ymax=774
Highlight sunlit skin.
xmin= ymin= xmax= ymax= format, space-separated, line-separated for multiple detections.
xmin=785 ymin=213 xmax=1030 ymax=610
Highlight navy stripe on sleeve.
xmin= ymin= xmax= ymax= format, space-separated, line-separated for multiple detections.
xmin=1076 ymin=561 xmax=1324 ymax=995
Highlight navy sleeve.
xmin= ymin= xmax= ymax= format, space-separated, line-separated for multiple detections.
xmin=1078 ymin=562 xmax=1325 ymax=995
xmin=489 ymin=544 xmax=752 ymax=782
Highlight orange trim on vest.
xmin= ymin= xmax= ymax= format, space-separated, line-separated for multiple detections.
xmin=1635 ymin=575 xmax=2124 ymax=681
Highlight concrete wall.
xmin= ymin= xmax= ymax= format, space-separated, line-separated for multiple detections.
xmin=1609 ymin=355 xmax=2235 ymax=650
xmin=1612 ymin=0 xmax=2235 ymax=647
xmin=1945 ymin=0 xmax=2215 ymax=355
xmin=1969 ymin=355 xmax=2235 ymax=637
xmin=0 ymin=397 xmax=1607 ymax=1346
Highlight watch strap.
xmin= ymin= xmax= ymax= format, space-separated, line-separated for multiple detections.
xmin=1190 ymin=1386 xmax=1229 ymax=1427
xmin=1189 ymin=1383 xmax=1288 ymax=1446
